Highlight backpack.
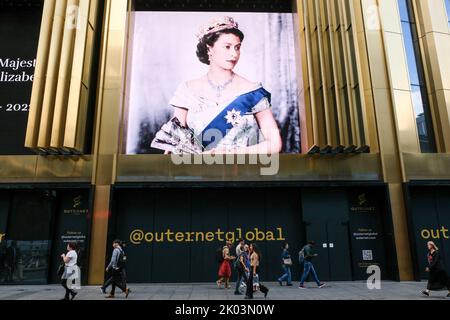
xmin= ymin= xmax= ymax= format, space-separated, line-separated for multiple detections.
xmin=234 ymin=253 xmax=244 ymax=270
xmin=117 ymin=248 xmax=126 ymax=269
xmin=298 ymin=246 xmax=306 ymax=264
xmin=215 ymin=247 xmax=224 ymax=263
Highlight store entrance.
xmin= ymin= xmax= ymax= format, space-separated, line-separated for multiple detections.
xmin=305 ymin=220 xmax=352 ymax=281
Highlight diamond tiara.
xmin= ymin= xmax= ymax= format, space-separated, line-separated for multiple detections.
xmin=196 ymin=16 xmax=239 ymax=40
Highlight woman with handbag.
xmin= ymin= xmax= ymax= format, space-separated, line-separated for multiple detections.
xmin=278 ymin=242 xmax=293 ymax=286
xmin=245 ymin=243 xmax=269 ymax=299
xmin=60 ymin=242 xmax=79 ymax=300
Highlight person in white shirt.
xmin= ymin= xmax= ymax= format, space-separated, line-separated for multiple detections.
xmin=60 ymin=242 xmax=78 ymax=300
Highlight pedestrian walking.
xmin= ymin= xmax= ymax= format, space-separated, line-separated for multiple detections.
xmin=101 ymin=240 xmax=131 ymax=299
xmin=299 ymin=241 xmax=325 ymax=289
xmin=421 ymin=241 xmax=450 ymax=298
xmin=234 ymin=241 xmax=248 ymax=295
xmin=245 ymin=243 xmax=269 ymax=299
xmin=216 ymin=241 xmax=235 ymax=289
xmin=278 ymin=242 xmax=293 ymax=286
xmin=60 ymin=242 xmax=79 ymax=300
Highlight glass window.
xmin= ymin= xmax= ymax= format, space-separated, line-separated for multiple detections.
xmin=398 ymin=0 xmax=436 ymax=153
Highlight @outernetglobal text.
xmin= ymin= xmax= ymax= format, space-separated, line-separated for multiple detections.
xmin=175 ymin=304 xmax=275 ymax=318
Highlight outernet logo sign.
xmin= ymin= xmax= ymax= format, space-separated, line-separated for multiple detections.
xmin=420 ymin=226 xmax=449 ymax=240
xmin=130 ymin=227 xmax=286 ymax=245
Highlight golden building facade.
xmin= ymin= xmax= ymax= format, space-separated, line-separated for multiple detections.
xmin=1 ymin=0 xmax=450 ymax=284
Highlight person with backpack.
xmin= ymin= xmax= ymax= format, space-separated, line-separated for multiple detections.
xmin=101 ymin=240 xmax=131 ymax=299
xmin=277 ymin=242 xmax=293 ymax=286
xmin=234 ymin=241 xmax=248 ymax=295
xmin=298 ymin=241 xmax=325 ymax=289
xmin=216 ymin=241 xmax=235 ymax=289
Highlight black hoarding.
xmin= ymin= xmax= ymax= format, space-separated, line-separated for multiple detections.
xmin=0 ymin=4 xmax=42 ymax=155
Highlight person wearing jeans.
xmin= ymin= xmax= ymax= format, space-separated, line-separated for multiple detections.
xmin=278 ymin=242 xmax=292 ymax=286
xmin=299 ymin=241 xmax=325 ymax=289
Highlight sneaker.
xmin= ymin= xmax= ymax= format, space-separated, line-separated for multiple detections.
xmin=298 ymin=285 xmax=306 ymax=289
xmin=264 ymin=288 xmax=269 ymax=299
xmin=125 ymin=288 xmax=131 ymax=299
xmin=216 ymin=280 xmax=222 ymax=288
xmin=100 ymin=287 xmax=106 ymax=295
xmin=318 ymin=283 xmax=326 ymax=288
xmin=106 ymin=294 xmax=115 ymax=299
xmin=278 ymin=280 xmax=282 ymax=286
xmin=421 ymin=290 xmax=430 ymax=297
xmin=70 ymin=291 xmax=77 ymax=300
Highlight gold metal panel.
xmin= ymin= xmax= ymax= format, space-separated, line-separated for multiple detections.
xmin=38 ymin=0 xmax=68 ymax=148
xmin=302 ymin=0 xmax=320 ymax=145
xmin=371 ymin=88 xmax=404 ymax=182
xmin=391 ymin=90 xmax=420 ymax=153
xmin=410 ymin=0 xmax=450 ymax=153
xmin=116 ymin=154 xmax=382 ymax=182
xmin=378 ymin=0 xmax=402 ymax=34
xmin=25 ymin=0 xmax=56 ymax=148
xmin=389 ymin=183 xmax=414 ymax=281
xmin=35 ymin=155 xmax=92 ymax=179
xmin=404 ymin=153 xmax=450 ymax=180
xmin=51 ymin=0 xmax=79 ymax=148
xmin=82 ymin=26 xmax=94 ymax=87
xmin=415 ymin=0 xmax=450 ymax=34
xmin=0 ymin=156 xmax=38 ymax=179
xmin=0 ymin=156 xmax=92 ymax=182
xmin=363 ymin=90 xmax=380 ymax=153
xmin=92 ymin=0 xmax=127 ymax=186
xmin=88 ymin=0 xmax=99 ymax=27
xmin=295 ymin=0 xmax=314 ymax=152
xmin=428 ymin=33 xmax=450 ymax=92
xmin=382 ymin=33 xmax=411 ymax=92
xmin=88 ymin=185 xmax=110 ymax=285
xmin=64 ymin=0 xmax=90 ymax=150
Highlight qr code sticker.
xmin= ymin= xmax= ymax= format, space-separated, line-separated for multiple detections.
xmin=363 ymin=250 xmax=373 ymax=261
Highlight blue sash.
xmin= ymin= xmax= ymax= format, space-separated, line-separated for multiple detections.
xmin=201 ymin=87 xmax=271 ymax=149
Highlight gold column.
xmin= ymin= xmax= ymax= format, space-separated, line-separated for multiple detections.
xmin=88 ymin=0 xmax=128 ymax=285
xmin=88 ymin=185 xmax=111 ymax=284
xmin=25 ymin=0 xmax=56 ymax=149
xmin=51 ymin=0 xmax=79 ymax=149
xmin=359 ymin=0 xmax=415 ymax=280
xmin=38 ymin=0 xmax=68 ymax=148
xmin=294 ymin=0 xmax=314 ymax=152
xmin=25 ymin=0 xmax=99 ymax=154
xmin=413 ymin=0 xmax=450 ymax=153
xmin=64 ymin=0 xmax=100 ymax=152
xmin=351 ymin=0 xmax=379 ymax=152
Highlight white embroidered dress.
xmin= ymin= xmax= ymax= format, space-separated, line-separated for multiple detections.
xmin=168 ymin=82 xmax=272 ymax=151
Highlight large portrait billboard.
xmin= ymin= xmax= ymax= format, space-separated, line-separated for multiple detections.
xmin=123 ymin=11 xmax=302 ymax=155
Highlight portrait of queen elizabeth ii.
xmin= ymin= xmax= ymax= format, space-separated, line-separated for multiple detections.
xmin=124 ymin=12 xmax=301 ymax=154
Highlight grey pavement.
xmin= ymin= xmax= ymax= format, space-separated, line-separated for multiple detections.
xmin=0 ymin=281 xmax=449 ymax=300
